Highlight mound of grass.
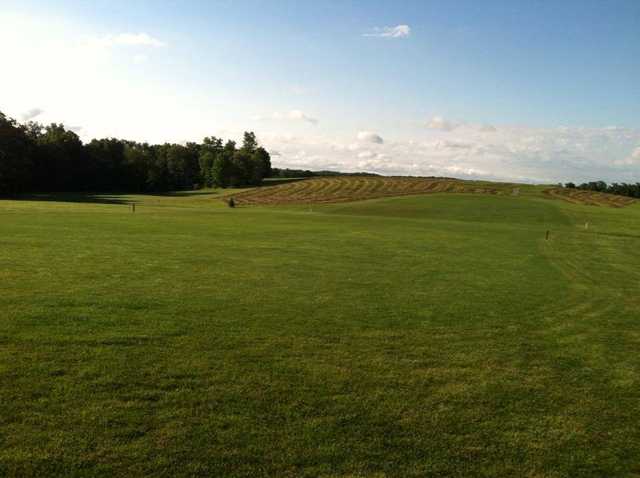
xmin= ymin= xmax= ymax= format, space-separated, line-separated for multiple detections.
xmin=1 ymin=190 xmax=640 ymax=476
xmin=232 ymin=176 xmax=635 ymax=208
xmin=545 ymin=187 xmax=636 ymax=207
xmin=232 ymin=176 xmax=522 ymax=205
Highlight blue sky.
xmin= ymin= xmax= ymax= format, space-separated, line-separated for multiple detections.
xmin=1 ymin=0 xmax=639 ymax=182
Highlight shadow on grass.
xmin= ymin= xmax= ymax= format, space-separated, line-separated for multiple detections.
xmin=2 ymin=184 xmax=309 ymax=205
xmin=145 ymin=191 xmax=220 ymax=197
xmin=2 ymin=190 xmax=225 ymax=205
xmin=3 ymin=193 xmax=134 ymax=205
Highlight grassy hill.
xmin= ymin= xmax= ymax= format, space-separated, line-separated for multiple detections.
xmin=1 ymin=182 xmax=640 ymax=476
xmin=232 ymin=175 xmax=636 ymax=207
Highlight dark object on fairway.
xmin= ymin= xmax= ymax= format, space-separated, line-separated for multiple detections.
xmin=228 ymin=197 xmax=236 ymax=208
xmin=546 ymin=230 xmax=550 ymax=240
xmin=131 ymin=203 xmax=136 ymax=213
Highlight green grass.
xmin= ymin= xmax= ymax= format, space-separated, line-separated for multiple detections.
xmin=1 ymin=189 xmax=640 ymax=477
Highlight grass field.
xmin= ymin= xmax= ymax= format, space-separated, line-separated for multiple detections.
xmin=2 ymin=180 xmax=640 ymax=477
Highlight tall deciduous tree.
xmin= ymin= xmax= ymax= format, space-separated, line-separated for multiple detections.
xmin=252 ymin=147 xmax=272 ymax=184
xmin=242 ymin=131 xmax=258 ymax=153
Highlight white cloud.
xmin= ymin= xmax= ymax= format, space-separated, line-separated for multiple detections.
xmin=88 ymin=32 xmax=166 ymax=48
xmin=364 ymin=24 xmax=411 ymax=38
xmin=615 ymin=147 xmax=640 ymax=166
xmin=477 ymin=124 xmax=497 ymax=132
xmin=433 ymin=140 xmax=473 ymax=149
xmin=116 ymin=33 xmax=165 ymax=47
xmin=253 ymin=110 xmax=318 ymax=125
xmin=289 ymin=85 xmax=311 ymax=96
xmin=132 ymin=54 xmax=148 ymax=64
xmin=357 ymin=131 xmax=384 ymax=144
xmin=426 ymin=116 xmax=459 ymax=132
xmin=20 ymin=108 xmax=44 ymax=121
xmin=357 ymin=150 xmax=375 ymax=159
xmin=287 ymin=110 xmax=318 ymax=125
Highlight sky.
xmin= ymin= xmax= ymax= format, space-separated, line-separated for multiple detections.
xmin=1 ymin=0 xmax=639 ymax=183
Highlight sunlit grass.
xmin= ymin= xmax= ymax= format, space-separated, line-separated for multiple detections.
xmin=1 ymin=190 xmax=639 ymax=476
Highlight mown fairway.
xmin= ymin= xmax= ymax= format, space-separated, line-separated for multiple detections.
xmin=1 ymin=184 xmax=640 ymax=477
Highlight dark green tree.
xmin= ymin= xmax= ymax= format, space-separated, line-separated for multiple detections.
xmin=199 ymin=136 xmax=223 ymax=187
xmin=231 ymin=150 xmax=253 ymax=186
xmin=123 ymin=142 xmax=153 ymax=192
xmin=166 ymin=144 xmax=199 ymax=190
xmin=242 ymin=131 xmax=258 ymax=153
xmin=146 ymin=145 xmax=170 ymax=191
xmin=0 ymin=112 xmax=33 ymax=194
xmin=251 ymin=147 xmax=271 ymax=185
xmin=86 ymin=138 xmax=126 ymax=191
xmin=211 ymin=150 xmax=233 ymax=187
xmin=36 ymin=123 xmax=85 ymax=191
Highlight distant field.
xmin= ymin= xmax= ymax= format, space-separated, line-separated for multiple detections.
xmin=2 ymin=185 xmax=640 ymax=477
xmin=232 ymin=176 xmax=635 ymax=207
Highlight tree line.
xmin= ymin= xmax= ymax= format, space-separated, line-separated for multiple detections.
xmin=564 ymin=181 xmax=640 ymax=199
xmin=270 ymin=168 xmax=380 ymax=178
xmin=0 ymin=110 xmax=271 ymax=195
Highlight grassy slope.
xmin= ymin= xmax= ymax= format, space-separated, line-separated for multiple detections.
xmin=231 ymin=175 xmax=635 ymax=207
xmin=1 ymin=190 xmax=640 ymax=477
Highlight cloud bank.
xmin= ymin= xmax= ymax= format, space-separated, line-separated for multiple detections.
xmin=261 ymin=125 xmax=640 ymax=184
